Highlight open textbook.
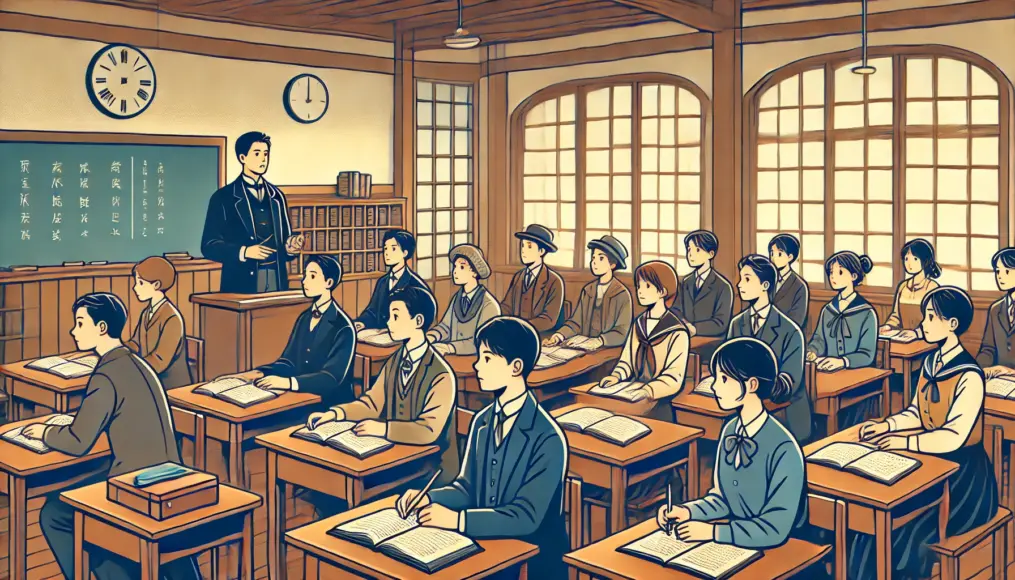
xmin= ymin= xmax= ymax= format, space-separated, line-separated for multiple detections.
xmin=328 ymin=507 xmax=482 ymax=573
xmin=691 ymin=376 xmax=716 ymax=397
xmin=26 ymin=355 xmax=98 ymax=379
xmin=986 ymin=376 xmax=1015 ymax=399
xmin=588 ymin=380 xmax=649 ymax=402
xmin=357 ymin=328 xmax=399 ymax=347
xmin=878 ymin=328 xmax=918 ymax=343
xmin=807 ymin=442 xmax=921 ymax=485
xmin=535 ymin=345 xmax=586 ymax=369
xmin=291 ymin=420 xmax=394 ymax=459
xmin=193 ymin=377 xmax=278 ymax=408
xmin=2 ymin=414 xmax=74 ymax=453
xmin=556 ymin=407 xmax=650 ymax=446
xmin=563 ymin=335 xmax=601 ymax=352
xmin=620 ymin=529 xmax=761 ymax=580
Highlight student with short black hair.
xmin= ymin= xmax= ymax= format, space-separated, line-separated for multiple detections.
xmin=397 ymin=316 xmax=569 ymax=579
xmin=881 ymin=238 xmax=942 ymax=334
xmin=767 ymin=234 xmax=810 ymax=329
xmin=857 ymin=286 xmax=998 ymax=580
xmin=356 ymin=229 xmax=432 ymax=330
xmin=673 ymin=229 xmax=734 ymax=337
xmin=977 ymin=247 xmax=1015 ymax=374
xmin=658 ymin=337 xmax=806 ymax=550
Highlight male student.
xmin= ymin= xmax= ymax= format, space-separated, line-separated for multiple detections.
xmin=500 ymin=224 xmax=565 ymax=335
xmin=674 ymin=229 xmax=734 ymax=337
xmin=428 ymin=244 xmax=500 ymax=356
xmin=127 ymin=256 xmax=192 ymax=389
xmin=397 ymin=316 xmax=568 ymax=579
xmin=22 ymin=293 xmax=199 ymax=580
xmin=201 ymin=131 xmax=305 ymax=293
xmin=355 ymin=229 xmax=431 ymax=330
xmin=224 ymin=254 xmax=356 ymax=407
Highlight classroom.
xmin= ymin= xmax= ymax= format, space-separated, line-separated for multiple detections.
xmin=0 ymin=0 xmax=1013 ymax=579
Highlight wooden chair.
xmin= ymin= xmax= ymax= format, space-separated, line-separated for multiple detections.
xmin=875 ymin=337 xmax=891 ymax=370
xmin=565 ymin=476 xmax=584 ymax=580
xmin=930 ymin=424 xmax=1012 ymax=580
xmin=684 ymin=352 xmax=701 ymax=389
xmin=171 ymin=407 xmax=207 ymax=471
xmin=186 ymin=335 xmax=205 ymax=383
xmin=457 ymin=407 xmax=476 ymax=457
xmin=808 ymin=493 xmax=847 ymax=579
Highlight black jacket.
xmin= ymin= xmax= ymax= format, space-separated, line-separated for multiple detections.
xmin=356 ymin=267 xmax=432 ymax=329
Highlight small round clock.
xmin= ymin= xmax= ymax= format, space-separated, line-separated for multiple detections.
xmin=283 ymin=73 xmax=329 ymax=124
xmin=85 ymin=44 xmax=156 ymax=119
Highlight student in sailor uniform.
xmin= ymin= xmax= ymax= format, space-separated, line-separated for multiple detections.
xmin=729 ymin=254 xmax=810 ymax=443
xmin=657 ymin=337 xmax=806 ymax=550
xmin=807 ymin=251 xmax=880 ymax=430
xmin=880 ymin=238 xmax=942 ymax=335
xmin=976 ymin=247 xmax=1015 ymax=377
xmin=767 ymin=234 xmax=810 ymax=330
xmin=355 ymin=229 xmax=432 ymax=331
xmin=857 ymin=286 xmax=998 ymax=580
xmin=672 ymin=230 xmax=734 ymax=337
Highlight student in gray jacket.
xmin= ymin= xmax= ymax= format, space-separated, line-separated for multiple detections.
xmin=674 ymin=230 xmax=734 ymax=337
xmin=22 ymin=293 xmax=198 ymax=580
xmin=428 ymin=244 xmax=500 ymax=356
xmin=977 ymin=247 xmax=1015 ymax=374
xmin=768 ymin=234 xmax=810 ymax=330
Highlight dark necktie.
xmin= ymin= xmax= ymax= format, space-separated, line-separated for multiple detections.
xmin=525 ymin=271 xmax=534 ymax=289
xmin=496 ymin=410 xmax=509 ymax=446
xmin=461 ymin=295 xmax=471 ymax=312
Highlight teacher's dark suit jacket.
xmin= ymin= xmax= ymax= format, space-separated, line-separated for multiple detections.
xmin=257 ymin=302 xmax=356 ymax=407
xmin=428 ymin=392 xmax=568 ymax=578
xmin=356 ymin=268 xmax=431 ymax=329
xmin=977 ymin=297 xmax=1015 ymax=369
xmin=728 ymin=305 xmax=811 ymax=443
xmin=201 ymin=176 xmax=294 ymax=294
xmin=674 ymin=269 xmax=734 ymax=337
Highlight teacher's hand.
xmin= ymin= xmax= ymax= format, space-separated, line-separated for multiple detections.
xmin=244 ymin=245 xmax=275 ymax=261
xmin=285 ymin=234 xmax=306 ymax=254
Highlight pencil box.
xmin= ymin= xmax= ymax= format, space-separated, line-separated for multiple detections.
xmin=108 ymin=464 xmax=219 ymax=520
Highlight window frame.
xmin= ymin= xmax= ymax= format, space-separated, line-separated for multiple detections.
xmin=511 ymin=73 xmax=712 ymax=273
xmin=745 ymin=45 xmax=1012 ymax=297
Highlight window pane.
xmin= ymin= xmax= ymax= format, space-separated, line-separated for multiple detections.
xmin=938 ymin=59 xmax=968 ymax=97
xmin=907 ymin=59 xmax=933 ymax=98
xmin=587 ymin=88 xmax=610 ymax=118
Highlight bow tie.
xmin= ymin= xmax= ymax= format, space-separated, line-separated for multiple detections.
xmin=826 ymin=310 xmax=852 ymax=339
xmin=722 ymin=432 xmax=759 ymax=469
xmin=311 ymin=307 xmax=323 ymax=319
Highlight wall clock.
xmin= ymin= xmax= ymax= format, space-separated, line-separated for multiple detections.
xmin=85 ymin=44 xmax=156 ymax=120
xmin=283 ymin=73 xmax=329 ymax=124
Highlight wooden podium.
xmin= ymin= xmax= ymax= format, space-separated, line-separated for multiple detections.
xmin=192 ymin=291 xmax=310 ymax=378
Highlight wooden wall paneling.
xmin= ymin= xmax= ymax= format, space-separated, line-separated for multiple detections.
xmin=111 ymin=275 xmax=131 ymax=342
xmin=93 ymin=276 xmax=111 ymax=294
xmin=358 ymin=279 xmax=372 ymax=314
xmin=191 ymin=269 xmax=210 ymax=337
xmin=394 ymin=29 xmax=416 ymax=236
xmin=3 ymin=283 xmax=23 ymax=363
xmin=485 ymin=70 xmax=511 ymax=268
xmin=175 ymin=272 xmax=194 ymax=337
xmin=22 ymin=282 xmax=40 ymax=359
xmin=56 ymin=279 xmax=76 ymax=353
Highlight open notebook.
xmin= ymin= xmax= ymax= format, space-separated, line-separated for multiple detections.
xmin=26 ymin=355 xmax=98 ymax=379
xmin=357 ymin=328 xmax=399 ymax=347
xmin=620 ymin=529 xmax=761 ymax=580
xmin=807 ymin=442 xmax=921 ymax=485
xmin=878 ymin=329 xmax=918 ymax=343
xmin=193 ymin=377 xmax=278 ymax=408
xmin=291 ymin=420 xmax=393 ymax=459
xmin=556 ymin=407 xmax=650 ymax=446
xmin=328 ymin=507 xmax=482 ymax=573
xmin=2 ymin=414 xmax=74 ymax=453
xmin=535 ymin=345 xmax=586 ymax=369
xmin=691 ymin=376 xmax=716 ymax=397
xmin=986 ymin=377 xmax=1015 ymax=400
xmin=587 ymin=380 xmax=649 ymax=402
xmin=563 ymin=335 xmax=601 ymax=352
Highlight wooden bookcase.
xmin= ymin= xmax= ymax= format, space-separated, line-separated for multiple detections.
xmin=282 ymin=185 xmax=407 ymax=282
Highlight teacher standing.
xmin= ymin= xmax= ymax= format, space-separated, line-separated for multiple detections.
xmin=202 ymin=131 xmax=304 ymax=293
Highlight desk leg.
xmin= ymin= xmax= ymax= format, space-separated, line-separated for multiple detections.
xmin=901 ymin=360 xmax=913 ymax=414
xmin=139 ymin=538 xmax=160 ymax=580
xmin=359 ymin=355 xmax=371 ymax=398
xmin=940 ymin=481 xmax=951 ymax=542
xmin=874 ymin=510 xmax=892 ymax=580
xmin=267 ymin=450 xmax=287 ymax=580
xmin=687 ymin=440 xmax=699 ymax=500
xmin=74 ymin=511 xmax=89 ymax=580
xmin=8 ymin=474 xmax=26 ymax=580
xmin=881 ymin=377 xmax=891 ymax=420
xmin=1009 ymin=441 xmax=1014 ymax=564
xmin=346 ymin=476 xmax=365 ymax=508
xmin=304 ymin=554 xmax=320 ymax=580
xmin=827 ymin=399 xmax=840 ymax=438
xmin=241 ymin=512 xmax=254 ymax=580
xmin=56 ymin=393 xmax=68 ymax=414
xmin=518 ymin=561 xmax=528 ymax=580
xmin=609 ymin=466 xmax=629 ymax=534
xmin=228 ymin=422 xmax=244 ymax=487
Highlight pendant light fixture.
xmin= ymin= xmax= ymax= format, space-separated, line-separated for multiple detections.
xmin=852 ymin=0 xmax=876 ymax=75
xmin=444 ymin=0 xmax=481 ymax=50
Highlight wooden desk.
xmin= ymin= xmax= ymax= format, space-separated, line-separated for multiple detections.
xmin=0 ymin=415 xmax=110 ymax=580
xmin=167 ymin=384 xmax=321 ymax=486
xmin=984 ymin=396 xmax=1015 ymax=562
xmin=62 ymin=481 xmax=261 ymax=580
xmin=888 ymin=340 xmax=935 ymax=412
xmin=810 ymin=366 xmax=892 ymax=435
xmin=354 ymin=342 xmax=399 ymax=396
xmin=256 ymin=425 xmax=440 ymax=580
xmin=286 ymin=495 xmax=538 ymax=580
xmin=448 ymin=347 xmax=622 ymax=411
xmin=563 ymin=519 xmax=830 ymax=580
xmin=803 ymin=424 xmax=959 ymax=580
xmin=0 ymin=352 xmax=90 ymax=421
xmin=192 ymin=291 xmax=310 ymax=379
xmin=551 ymin=403 xmax=703 ymax=535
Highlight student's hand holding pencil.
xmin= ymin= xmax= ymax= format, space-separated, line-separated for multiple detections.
xmin=397 ymin=489 xmax=431 ymax=518
xmin=656 ymin=504 xmax=690 ymax=534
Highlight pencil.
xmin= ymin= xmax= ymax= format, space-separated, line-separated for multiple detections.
xmin=666 ymin=483 xmax=672 ymax=534
xmin=403 ymin=468 xmax=443 ymax=517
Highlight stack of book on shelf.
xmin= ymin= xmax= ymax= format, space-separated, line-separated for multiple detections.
xmin=556 ymin=407 xmax=651 ymax=446
xmin=27 ymin=354 xmax=99 ymax=379
xmin=192 ymin=377 xmax=279 ymax=408
xmin=357 ymin=328 xmax=399 ymax=347
xmin=535 ymin=345 xmax=586 ymax=369
xmin=587 ymin=380 xmax=649 ymax=403
xmin=2 ymin=414 xmax=74 ymax=453
xmin=338 ymin=171 xmax=373 ymax=198
xmin=807 ymin=441 xmax=921 ymax=485
xmin=328 ymin=507 xmax=482 ymax=573
xmin=291 ymin=420 xmax=393 ymax=459
xmin=619 ymin=529 xmax=762 ymax=579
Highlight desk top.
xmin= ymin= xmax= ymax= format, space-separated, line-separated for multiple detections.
xmin=447 ymin=347 xmax=623 ymax=388
xmin=190 ymin=291 xmax=310 ymax=310
xmin=689 ymin=336 xmax=721 ymax=350
xmin=670 ymin=389 xmax=790 ymax=419
xmin=356 ymin=342 xmax=400 ymax=360
xmin=0 ymin=415 xmax=110 ymax=477
xmin=984 ymin=396 xmax=1015 ymax=421
xmin=255 ymin=425 xmax=440 ymax=477
xmin=551 ymin=403 xmax=703 ymax=467
xmin=803 ymin=424 xmax=959 ymax=510
xmin=563 ymin=519 xmax=830 ymax=580
xmin=285 ymin=495 xmax=538 ymax=580
xmin=61 ymin=480 xmax=261 ymax=540
xmin=813 ymin=366 xmax=892 ymax=398
xmin=0 ymin=352 xmax=91 ymax=394
xmin=889 ymin=340 xmax=936 ymax=359
xmin=167 ymin=384 xmax=321 ymax=423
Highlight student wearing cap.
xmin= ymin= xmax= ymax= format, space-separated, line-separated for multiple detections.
xmin=501 ymin=224 xmax=565 ymax=335
xmin=674 ymin=229 xmax=734 ymax=337
xmin=428 ymin=244 xmax=501 ymax=356
xmin=127 ymin=256 xmax=192 ymax=389
xmin=356 ymin=229 xmax=432 ymax=330
xmin=544 ymin=235 xmax=632 ymax=350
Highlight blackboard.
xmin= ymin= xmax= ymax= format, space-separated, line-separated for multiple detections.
xmin=0 ymin=131 xmax=226 ymax=267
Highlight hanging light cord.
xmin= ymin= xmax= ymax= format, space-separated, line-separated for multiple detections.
xmin=457 ymin=0 xmax=465 ymax=30
xmin=860 ymin=0 xmax=869 ymax=67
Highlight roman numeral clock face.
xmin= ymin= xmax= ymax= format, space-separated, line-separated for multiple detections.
xmin=86 ymin=44 xmax=156 ymax=119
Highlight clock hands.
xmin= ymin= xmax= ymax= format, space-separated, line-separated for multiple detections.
xmin=306 ymin=77 xmax=311 ymax=104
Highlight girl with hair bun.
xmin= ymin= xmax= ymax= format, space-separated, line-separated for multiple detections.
xmin=881 ymin=238 xmax=942 ymax=334
xmin=657 ymin=337 xmax=806 ymax=549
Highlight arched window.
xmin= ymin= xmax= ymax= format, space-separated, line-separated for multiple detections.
xmin=750 ymin=47 xmax=1010 ymax=292
xmin=515 ymin=75 xmax=709 ymax=273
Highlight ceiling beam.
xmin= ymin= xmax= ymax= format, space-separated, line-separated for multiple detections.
xmin=411 ymin=12 xmax=660 ymax=49
xmin=607 ymin=0 xmax=728 ymax=31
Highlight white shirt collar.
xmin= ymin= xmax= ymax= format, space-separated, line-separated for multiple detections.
xmin=241 ymin=173 xmax=262 ymax=186
xmin=404 ymin=340 xmax=429 ymax=364
xmin=937 ymin=342 xmax=964 ymax=367
xmin=752 ymin=303 xmax=771 ymax=320
xmin=149 ymin=297 xmax=167 ymax=315
xmin=739 ymin=410 xmax=769 ymax=438
xmin=497 ymin=391 xmax=527 ymax=418
xmin=463 ymin=285 xmax=481 ymax=300
xmin=527 ymin=262 xmax=542 ymax=276
xmin=312 ymin=300 xmax=333 ymax=315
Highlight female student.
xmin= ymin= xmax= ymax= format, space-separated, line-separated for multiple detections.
xmin=857 ymin=286 xmax=998 ymax=579
xmin=880 ymin=238 xmax=941 ymax=334
xmin=729 ymin=254 xmax=810 ymax=443
xmin=127 ymin=256 xmax=192 ymax=389
xmin=656 ymin=337 xmax=806 ymax=549
xmin=768 ymin=234 xmax=810 ymax=329
xmin=977 ymin=247 xmax=1015 ymax=374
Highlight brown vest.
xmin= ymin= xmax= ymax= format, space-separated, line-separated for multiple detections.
xmin=915 ymin=349 xmax=984 ymax=448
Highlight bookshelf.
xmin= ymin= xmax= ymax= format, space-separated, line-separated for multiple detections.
xmin=282 ymin=185 xmax=407 ymax=282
